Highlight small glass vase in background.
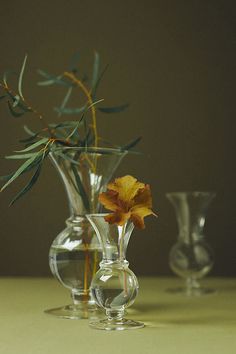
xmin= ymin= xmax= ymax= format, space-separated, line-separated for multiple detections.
xmin=166 ymin=191 xmax=216 ymax=296
xmin=45 ymin=147 xmax=127 ymax=319
xmin=86 ymin=214 xmax=144 ymax=330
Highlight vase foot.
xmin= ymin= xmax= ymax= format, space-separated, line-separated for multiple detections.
xmin=89 ymin=318 xmax=144 ymax=331
xmin=166 ymin=287 xmax=216 ymax=296
xmin=44 ymin=302 xmax=97 ymax=319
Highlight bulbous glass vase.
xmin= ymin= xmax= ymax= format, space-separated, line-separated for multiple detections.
xmin=166 ymin=191 xmax=216 ymax=296
xmin=45 ymin=147 xmax=127 ymax=319
xmin=87 ymin=214 xmax=144 ymax=331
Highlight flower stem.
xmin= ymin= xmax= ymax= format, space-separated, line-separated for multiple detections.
xmin=120 ymin=225 xmax=128 ymax=296
xmin=83 ymin=244 xmax=90 ymax=301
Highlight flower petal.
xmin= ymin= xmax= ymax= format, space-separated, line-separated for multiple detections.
xmin=98 ymin=190 xmax=119 ymax=211
xmin=130 ymin=206 xmax=155 ymax=229
xmin=105 ymin=211 xmax=131 ymax=226
xmin=107 ymin=175 xmax=145 ymax=204
xmin=133 ymin=184 xmax=153 ymax=209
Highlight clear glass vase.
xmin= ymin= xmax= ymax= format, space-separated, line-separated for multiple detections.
xmin=86 ymin=214 xmax=144 ymax=330
xmin=166 ymin=191 xmax=216 ymax=296
xmin=45 ymin=147 xmax=127 ymax=319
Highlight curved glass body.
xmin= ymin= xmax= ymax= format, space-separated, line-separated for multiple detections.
xmin=166 ymin=191 xmax=216 ymax=296
xmin=87 ymin=214 xmax=144 ymax=330
xmin=45 ymin=147 xmax=127 ymax=319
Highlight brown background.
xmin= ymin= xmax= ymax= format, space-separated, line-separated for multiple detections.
xmin=0 ymin=0 xmax=235 ymax=276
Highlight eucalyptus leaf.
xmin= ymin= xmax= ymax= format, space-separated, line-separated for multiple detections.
xmin=12 ymin=95 xmax=20 ymax=107
xmin=55 ymin=152 xmax=80 ymax=165
xmin=57 ymin=86 xmax=73 ymax=117
xmin=122 ymin=136 xmax=142 ymax=150
xmin=18 ymin=55 xmax=27 ymax=99
xmin=54 ymin=105 xmax=87 ymax=115
xmin=23 ymin=125 xmax=37 ymax=136
xmin=71 ymin=164 xmax=90 ymax=211
xmin=7 ymin=101 xmax=25 ymax=117
xmin=9 ymin=163 xmax=42 ymax=206
xmin=12 ymin=166 xmax=44 ymax=205
xmin=3 ymin=70 xmax=17 ymax=87
xmin=19 ymin=133 xmax=41 ymax=143
xmin=6 ymin=91 xmax=32 ymax=112
xmin=92 ymin=64 xmax=109 ymax=99
xmin=49 ymin=121 xmax=80 ymax=128
xmin=68 ymin=51 xmax=80 ymax=73
xmin=91 ymin=51 xmax=100 ymax=92
xmin=5 ymin=152 xmax=38 ymax=160
xmin=65 ymin=122 xmax=81 ymax=140
xmin=1 ymin=153 xmax=42 ymax=192
xmin=98 ymin=103 xmax=129 ymax=114
xmin=15 ymin=137 xmax=49 ymax=152
xmin=37 ymin=70 xmax=71 ymax=87
xmin=0 ymin=149 xmax=49 ymax=189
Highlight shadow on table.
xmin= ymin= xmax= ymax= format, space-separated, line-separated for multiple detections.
xmin=129 ymin=302 xmax=236 ymax=329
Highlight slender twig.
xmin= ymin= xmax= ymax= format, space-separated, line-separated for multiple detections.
xmin=63 ymin=72 xmax=98 ymax=147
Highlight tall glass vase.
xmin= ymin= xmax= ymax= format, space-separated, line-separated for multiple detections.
xmin=166 ymin=191 xmax=216 ymax=296
xmin=87 ymin=214 xmax=144 ymax=331
xmin=45 ymin=147 xmax=127 ymax=319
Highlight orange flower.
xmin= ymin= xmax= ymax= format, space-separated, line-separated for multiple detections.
xmin=99 ymin=175 xmax=156 ymax=229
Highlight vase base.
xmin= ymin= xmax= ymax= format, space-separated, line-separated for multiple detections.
xmin=44 ymin=303 xmax=97 ymax=320
xmin=89 ymin=318 xmax=144 ymax=331
xmin=166 ymin=287 xmax=216 ymax=297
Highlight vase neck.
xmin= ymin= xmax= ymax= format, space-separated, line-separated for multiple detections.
xmin=86 ymin=214 xmax=134 ymax=262
xmin=50 ymin=148 xmax=126 ymax=217
xmin=167 ymin=192 xmax=215 ymax=243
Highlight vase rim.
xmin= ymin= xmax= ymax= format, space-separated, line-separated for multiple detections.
xmin=52 ymin=146 xmax=128 ymax=155
xmin=166 ymin=191 xmax=216 ymax=197
xmin=86 ymin=213 xmax=109 ymax=217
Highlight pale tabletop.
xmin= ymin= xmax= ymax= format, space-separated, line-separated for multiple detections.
xmin=0 ymin=277 xmax=235 ymax=354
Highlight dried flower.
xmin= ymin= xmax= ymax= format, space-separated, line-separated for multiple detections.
xmin=99 ymin=175 xmax=156 ymax=229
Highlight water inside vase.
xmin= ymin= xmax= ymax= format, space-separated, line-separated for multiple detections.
xmin=50 ymin=244 xmax=102 ymax=294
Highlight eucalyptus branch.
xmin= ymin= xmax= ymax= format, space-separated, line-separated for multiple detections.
xmin=63 ymin=71 xmax=98 ymax=148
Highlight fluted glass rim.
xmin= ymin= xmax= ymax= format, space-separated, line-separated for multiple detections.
xmin=166 ymin=191 xmax=216 ymax=198
xmin=51 ymin=146 xmax=128 ymax=156
xmin=86 ymin=213 xmax=110 ymax=217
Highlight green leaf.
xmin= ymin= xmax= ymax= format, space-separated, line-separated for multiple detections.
xmin=3 ymin=70 xmax=17 ymax=87
xmin=57 ymin=86 xmax=73 ymax=117
xmin=122 ymin=136 xmax=142 ymax=150
xmin=98 ymin=103 xmax=129 ymax=113
xmin=55 ymin=152 xmax=80 ymax=165
xmin=0 ymin=95 xmax=6 ymax=100
xmin=55 ymin=99 xmax=103 ymax=116
xmin=23 ymin=125 xmax=37 ymax=136
xmin=68 ymin=51 xmax=80 ymax=73
xmin=6 ymin=91 xmax=32 ymax=112
xmin=0 ymin=172 xmax=15 ymax=182
xmin=37 ymin=70 xmax=71 ymax=87
xmin=49 ymin=121 xmax=81 ymax=129
xmin=5 ymin=153 xmax=38 ymax=160
xmin=18 ymin=54 xmax=27 ymax=99
xmin=12 ymin=95 xmax=21 ymax=107
xmin=0 ymin=153 xmax=44 ymax=183
xmin=9 ymin=164 xmax=42 ymax=206
xmin=7 ymin=101 xmax=25 ymax=117
xmin=54 ymin=105 xmax=87 ymax=115
xmin=0 ymin=153 xmax=42 ymax=192
xmin=15 ymin=137 xmax=49 ymax=152
xmin=71 ymin=164 xmax=90 ymax=211
xmin=92 ymin=64 xmax=109 ymax=99
xmin=19 ymin=134 xmax=41 ymax=143
xmin=91 ymin=51 xmax=100 ymax=92
xmin=65 ymin=122 xmax=81 ymax=140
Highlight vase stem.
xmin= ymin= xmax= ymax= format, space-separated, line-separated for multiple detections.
xmin=106 ymin=309 xmax=125 ymax=322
